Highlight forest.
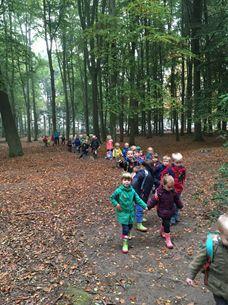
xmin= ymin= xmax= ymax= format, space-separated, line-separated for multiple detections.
xmin=0 ymin=0 xmax=227 ymax=157
xmin=0 ymin=1 xmax=227 ymax=305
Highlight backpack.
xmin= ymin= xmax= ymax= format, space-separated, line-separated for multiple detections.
xmin=203 ymin=231 xmax=219 ymax=285
xmin=140 ymin=170 xmax=149 ymax=191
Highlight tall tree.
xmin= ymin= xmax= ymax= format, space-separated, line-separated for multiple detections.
xmin=192 ymin=0 xmax=203 ymax=140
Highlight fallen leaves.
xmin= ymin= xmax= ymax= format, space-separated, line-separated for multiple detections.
xmin=0 ymin=138 xmax=225 ymax=305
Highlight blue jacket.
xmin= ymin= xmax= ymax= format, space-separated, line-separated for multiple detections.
xmin=154 ymin=164 xmax=174 ymax=188
xmin=132 ymin=166 xmax=154 ymax=202
xmin=74 ymin=138 xmax=81 ymax=146
xmin=122 ymin=147 xmax=129 ymax=160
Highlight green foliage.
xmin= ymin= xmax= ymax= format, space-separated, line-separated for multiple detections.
xmin=0 ymin=0 xmax=227 ymax=137
xmin=213 ymin=163 xmax=228 ymax=207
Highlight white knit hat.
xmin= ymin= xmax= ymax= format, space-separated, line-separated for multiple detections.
xmin=172 ymin=152 xmax=183 ymax=162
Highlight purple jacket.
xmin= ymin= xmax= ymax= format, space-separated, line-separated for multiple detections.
xmin=147 ymin=185 xmax=183 ymax=218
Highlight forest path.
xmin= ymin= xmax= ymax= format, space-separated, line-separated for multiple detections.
xmin=0 ymin=135 xmax=226 ymax=305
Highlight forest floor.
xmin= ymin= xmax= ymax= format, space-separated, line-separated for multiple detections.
xmin=0 ymin=135 xmax=227 ymax=305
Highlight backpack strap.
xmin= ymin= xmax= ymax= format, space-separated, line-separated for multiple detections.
xmin=140 ymin=170 xmax=149 ymax=191
xmin=204 ymin=231 xmax=219 ymax=285
xmin=206 ymin=231 xmax=219 ymax=261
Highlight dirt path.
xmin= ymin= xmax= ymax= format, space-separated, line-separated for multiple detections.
xmin=0 ymin=136 xmax=226 ymax=305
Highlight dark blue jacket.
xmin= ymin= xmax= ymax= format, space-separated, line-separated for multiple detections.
xmin=122 ymin=147 xmax=129 ymax=160
xmin=74 ymin=138 xmax=81 ymax=147
xmin=119 ymin=158 xmax=137 ymax=173
xmin=132 ymin=166 xmax=154 ymax=202
xmin=154 ymin=164 xmax=174 ymax=189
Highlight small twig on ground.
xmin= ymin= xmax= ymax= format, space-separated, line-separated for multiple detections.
xmin=115 ymin=279 xmax=126 ymax=290
xmin=53 ymin=292 xmax=64 ymax=304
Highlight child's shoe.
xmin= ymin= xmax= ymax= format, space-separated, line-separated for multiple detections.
xmin=136 ymin=223 xmax=148 ymax=232
xmin=142 ymin=217 xmax=147 ymax=222
xmin=164 ymin=233 xmax=173 ymax=249
xmin=122 ymin=236 xmax=128 ymax=254
xmin=128 ymin=232 xmax=133 ymax=240
xmin=160 ymin=225 xmax=165 ymax=238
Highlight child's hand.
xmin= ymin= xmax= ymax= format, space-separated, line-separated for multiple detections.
xmin=116 ymin=204 xmax=122 ymax=211
xmin=186 ymin=278 xmax=194 ymax=286
xmin=154 ymin=190 xmax=159 ymax=200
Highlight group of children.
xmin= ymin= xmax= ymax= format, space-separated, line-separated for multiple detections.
xmin=110 ymin=139 xmax=186 ymax=251
xmin=109 ymin=136 xmax=228 ymax=305
xmin=66 ymin=134 xmax=100 ymax=159
xmin=42 ymin=131 xmax=65 ymax=146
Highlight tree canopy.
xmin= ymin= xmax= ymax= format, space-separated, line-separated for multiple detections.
xmin=0 ymin=0 xmax=227 ymax=153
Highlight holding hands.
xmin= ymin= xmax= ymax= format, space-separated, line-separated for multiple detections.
xmin=116 ymin=204 xmax=122 ymax=211
xmin=186 ymin=278 xmax=194 ymax=286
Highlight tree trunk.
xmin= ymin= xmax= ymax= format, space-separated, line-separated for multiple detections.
xmin=128 ymin=40 xmax=136 ymax=145
xmin=180 ymin=55 xmax=185 ymax=135
xmin=91 ymin=66 xmax=100 ymax=137
xmin=68 ymin=54 xmax=76 ymax=137
xmin=203 ymin=0 xmax=213 ymax=134
xmin=47 ymin=50 xmax=57 ymax=134
xmin=192 ymin=0 xmax=203 ymax=141
xmin=62 ymin=33 xmax=70 ymax=140
xmin=43 ymin=0 xmax=57 ymax=134
xmin=0 ymin=91 xmax=23 ymax=157
xmin=83 ymin=48 xmax=90 ymax=135
xmin=31 ymin=69 xmax=38 ymax=141
xmin=170 ymin=64 xmax=179 ymax=141
xmin=119 ymin=98 xmax=124 ymax=143
xmin=98 ymin=67 xmax=106 ymax=141
xmin=186 ymin=59 xmax=193 ymax=134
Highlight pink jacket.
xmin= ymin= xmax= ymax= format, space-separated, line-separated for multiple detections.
xmin=106 ymin=139 xmax=113 ymax=150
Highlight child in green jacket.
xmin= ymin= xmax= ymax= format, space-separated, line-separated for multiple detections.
xmin=186 ymin=214 xmax=228 ymax=305
xmin=110 ymin=172 xmax=148 ymax=254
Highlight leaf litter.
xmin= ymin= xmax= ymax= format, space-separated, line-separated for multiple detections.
xmin=0 ymin=135 xmax=227 ymax=305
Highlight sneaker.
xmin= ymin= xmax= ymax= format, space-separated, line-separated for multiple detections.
xmin=136 ymin=223 xmax=148 ymax=232
xmin=122 ymin=238 xmax=128 ymax=254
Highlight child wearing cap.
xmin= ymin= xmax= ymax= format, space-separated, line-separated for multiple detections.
xmin=186 ymin=214 xmax=228 ymax=305
xmin=110 ymin=172 xmax=148 ymax=254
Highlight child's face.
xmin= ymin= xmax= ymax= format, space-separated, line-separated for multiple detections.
xmin=163 ymin=181 xmax=174 ymax=191
xmin=147 ymin=147 xmax=153 ymax=153
xmin=124 ymin=143 xmax=129 ymax=148
xmin=131 ymin=145 xmax=136 ymax=151
xmin=122 ymin=178 xmax=131 ymax=188
xmin=127 ymin=150 xmax=134 ymax=160
xmin=163 ymin=159 xmax=170 ymax=166
xmin=174 ymin=160 xmax=183 ymax=167
xmin=140 ymin=150 xmax=143 ymax=156
xmin=135 ymin=151 xmax=140 ymax=157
